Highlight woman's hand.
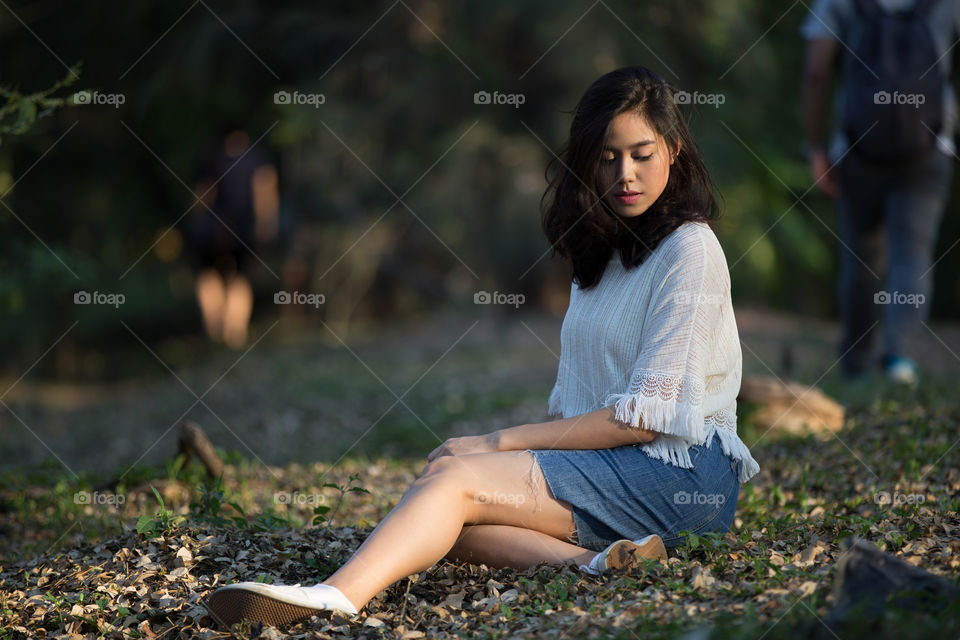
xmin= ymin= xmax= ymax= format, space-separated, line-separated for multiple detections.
xmin=426 ymin=433 xmax=501 ymax=462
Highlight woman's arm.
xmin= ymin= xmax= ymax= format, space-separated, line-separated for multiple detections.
xmin=496 ymin=406 xmax=657 ymax=450
xmin=426 ymin=407 xmax=656 ymax=461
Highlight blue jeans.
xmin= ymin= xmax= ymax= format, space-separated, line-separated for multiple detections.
xmin=530 ymin=433 xmax=740 ymax=551
xmin=835 ymin=148 xmax=952 ymax=375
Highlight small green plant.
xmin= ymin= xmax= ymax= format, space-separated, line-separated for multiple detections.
xmin=304 ymin=554 xmax=340 ymax=576
xmin=165 ymin=454 xmax=187 ymax=482
xmin=41 ymin=592 xmax=68 ymax=626
xmin=673 ymin=530 xmax=732 ymax=562
xmin=542 ymin=574 xmax=578 ymax=605
xmin=252 ymin=509 xmax=293 ymax=531
xmin=189 ymin=477 xmax=248 ymax=528
xmin=312 ymin=472 xmax=370 ymax=528
xmin=136 ymin=486 xmax=184 ymax=536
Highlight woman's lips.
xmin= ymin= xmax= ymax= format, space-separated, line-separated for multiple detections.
xmin=615 ymin=191 xmax=642 ymax=205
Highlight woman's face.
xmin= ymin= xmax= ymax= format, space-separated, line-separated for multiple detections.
xmin=599 ymin=111 xmax=676 ymax=218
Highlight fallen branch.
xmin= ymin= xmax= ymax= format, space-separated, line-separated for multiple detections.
xmin=178 ymin=420 xmax=223 ymax=479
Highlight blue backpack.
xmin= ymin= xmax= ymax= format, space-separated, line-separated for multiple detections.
xmin=842 ymin=0 xmax=944 ymax=163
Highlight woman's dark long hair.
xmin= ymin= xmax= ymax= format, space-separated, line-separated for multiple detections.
xmin=541 ymin=66 xmax=720 ymax=289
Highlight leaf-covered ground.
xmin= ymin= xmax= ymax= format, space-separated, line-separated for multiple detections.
xmin=2 ymin=395 xmax=959 ymax=639
xmin=2 ymin=309 xmax=960 ymax=638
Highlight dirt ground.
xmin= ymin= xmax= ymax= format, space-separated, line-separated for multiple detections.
xmin=1 ymin=305 xmax=958 ymax=476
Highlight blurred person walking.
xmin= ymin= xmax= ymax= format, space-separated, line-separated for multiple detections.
xmin=185 ymin=126 xmax=279 ymax=349
xmin=801 ymin=0 xmax=957 ymax=384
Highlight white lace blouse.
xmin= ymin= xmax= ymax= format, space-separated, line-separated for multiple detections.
xmin=547 ymin=221 xmax=760 ymax=483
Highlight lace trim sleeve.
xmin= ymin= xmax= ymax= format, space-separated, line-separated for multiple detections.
xmin=604 ymin=368 xmax=706 ymax=443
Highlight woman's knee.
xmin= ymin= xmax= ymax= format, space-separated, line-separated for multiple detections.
xmin=419 ymin=454 xmax=455 ymax=480
xmin=416 ymin=454 xmax=523 ymax=513
xmin=413 ymin=455 xmax=473 ymax=503
xmin=419 ymin=454 xmax=482 ymax=485
xmin=414 ymin=452 xmax=574 ymax=536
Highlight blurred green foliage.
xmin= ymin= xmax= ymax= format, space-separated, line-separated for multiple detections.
xmin=0 ymin=65 xmax=80 ymax=145
xmin=0 ymin=0 xmax=958 ymax=378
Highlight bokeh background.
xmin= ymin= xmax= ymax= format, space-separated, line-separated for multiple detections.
xmin=2 ymin=1 xmax=959 ymax=473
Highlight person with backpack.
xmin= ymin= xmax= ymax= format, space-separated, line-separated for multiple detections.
xmin=801 ymin=0 xmax=957 ymax=385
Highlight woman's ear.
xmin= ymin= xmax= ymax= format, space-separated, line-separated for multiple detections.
xmin=670 ymin=140 xmax=682 ymax=165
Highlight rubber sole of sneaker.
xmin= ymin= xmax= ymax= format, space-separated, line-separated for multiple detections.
xmin=603 ymin=536 xmax=667 ymax=571
xmin=206 ymin=588 xmax=321 ymax=628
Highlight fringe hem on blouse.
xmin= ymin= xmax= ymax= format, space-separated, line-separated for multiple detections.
xmin=632 ymin=421 xmax=760 ymax=484
xmin=602 ymin=389 xmax=760 ymax=484
xmin=707 ymin=425 xmax=761 ymax=483
xmin=603 ymin=390 xmax=708 ymax=445
xmin=547 ymin=381 xmax=563 ymax=417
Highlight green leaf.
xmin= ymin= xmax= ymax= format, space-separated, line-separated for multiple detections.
xmin=13 ymin=98 xmax=36 ymax=133
xmin=150 ymin=486 xmax=165 ymax=509
xmin=136 ymin=515 xmax=155 ymax=535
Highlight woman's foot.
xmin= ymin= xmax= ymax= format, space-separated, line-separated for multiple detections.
xmin=206 ymin=582 xmax=358 ymax=628
xmin=579 ymin=534 xmax=667 ymax=575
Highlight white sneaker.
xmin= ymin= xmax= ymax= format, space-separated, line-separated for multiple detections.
xmin=580 ymin=534 xmax=667 ymax=575
xmin=884 ymin=356 xmax=919 ymax=387
xmin=206 ymin=582 xmax=358 ymax=628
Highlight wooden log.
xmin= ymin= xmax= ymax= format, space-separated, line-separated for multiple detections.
xmin=738 ymin=375 xmax=845 ymax=436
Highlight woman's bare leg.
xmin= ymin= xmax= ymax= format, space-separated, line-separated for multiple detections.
xmin=196 ymin=269 xmax=225 ymax=341
xmin=222 ymin=274 xmax=253 ymax=349
xmin=446 ymin=524 xmax=596 ymax=569
xmin=322 ymin=451 xmax=592 ymax=609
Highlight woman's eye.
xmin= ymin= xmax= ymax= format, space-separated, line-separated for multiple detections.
xmin=602 ymin=152 xmax=652 ymax=163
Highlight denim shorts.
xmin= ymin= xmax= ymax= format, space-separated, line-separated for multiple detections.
xmin=530 ymin=433 xmax=740 ymax=551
